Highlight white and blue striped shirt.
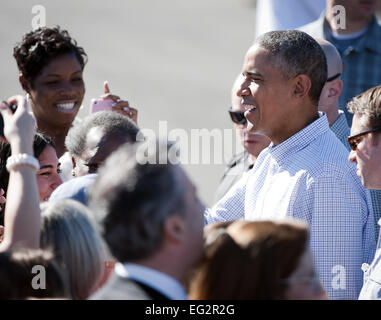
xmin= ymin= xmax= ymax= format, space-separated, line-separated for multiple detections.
xmin=205 ymin=114 xmax=376 ymax=300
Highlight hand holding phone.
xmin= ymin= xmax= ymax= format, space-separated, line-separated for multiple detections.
xmin=0 ymin=95 xmax=36 ymax=153
xmin=0 ymin=102 xmax=18 ymax=138
xmin=90 ymin=81 xmax=138 ymax=124
xmin=89 ymin=98 xmax=116 ymax=113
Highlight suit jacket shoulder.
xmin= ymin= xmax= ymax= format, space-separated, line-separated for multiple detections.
xmin=89 ymin=273 xmax=170 ymax=300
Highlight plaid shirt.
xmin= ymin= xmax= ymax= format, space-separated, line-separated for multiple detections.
xmin=205 ymin=114 xmax=376 ymax=300
xmin=300 ymin=14 xmax=381 ymax=125
xmin=359 ymin=220 xmax=381 ymax=300
xmin=330 ymin=111 xmax=381 ymax=241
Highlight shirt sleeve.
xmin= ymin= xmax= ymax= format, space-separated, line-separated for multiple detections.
xmin=204 ymin=171 xmax=249 ymax=225
xmin=294 ymin=174 xmax=376 ymax=300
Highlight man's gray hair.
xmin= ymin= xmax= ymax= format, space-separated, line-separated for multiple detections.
xmin=88 ymin=140 xmax=186 ymax=262
xmin=65 ymin=111 xmax=140 ymax=158
xmin=255 ymin=30 xmax=327 ymax=104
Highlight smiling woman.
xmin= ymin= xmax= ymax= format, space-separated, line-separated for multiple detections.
xmin=0 ymin=132 xmax=62 ymax=210
xmin=13 ymin=27 xmax=87 ymax=158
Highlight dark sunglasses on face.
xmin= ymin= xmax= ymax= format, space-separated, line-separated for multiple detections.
xmin=326 ymin=73 xmax=341 ymax=82
xmin=346 ymin=126 xmax=381 ymax=151
xmin=229 ymin=107 xmax=247 ymax=125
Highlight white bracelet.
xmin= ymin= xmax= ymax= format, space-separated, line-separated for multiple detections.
xmin=6 ymin=154 xmax=40 ymax=172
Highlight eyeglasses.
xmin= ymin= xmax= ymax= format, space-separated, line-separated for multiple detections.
xmin=229 ymin=107 xmax=246 ymax=125
xmin=326 ymin=73 xmax=341 ymax=82
xmin=346 ymin=126 xmax=381 ymax=151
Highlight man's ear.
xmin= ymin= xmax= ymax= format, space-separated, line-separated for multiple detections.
xmin=19 ymin=74 xmax=30 ymax=93
xmin=71 ymin=156 xmax=77 ymax=169
xmin=292 ymin=74 xmax=311 ymax=99
xmin=163 ymin=214 xmax=186 ymax=244
xmin=328 ymin=79 xmax=343 ymax=99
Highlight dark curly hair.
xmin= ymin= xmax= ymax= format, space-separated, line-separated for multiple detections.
xmin=13 ymin=26 xmax=87 ymax=87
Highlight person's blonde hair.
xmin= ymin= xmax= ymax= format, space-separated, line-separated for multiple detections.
xmin=347 ymin=84 xmax=381 ymax=127
xmin=40 ymin=199 xmax=106 ymax=299
xmin=189 ymin=219 xmax=309 ymax=300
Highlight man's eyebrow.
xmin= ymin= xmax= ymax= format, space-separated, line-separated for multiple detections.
xmin=246 ymin=70 xmax=263 ymax=77
xmin=39 ymin=165 xmax=53 ymax=170
xmin=43 ymin=70 xmax=82 ymax=77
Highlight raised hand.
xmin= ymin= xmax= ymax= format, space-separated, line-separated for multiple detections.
xmin=1 ymin=95 xmax=36 ymax=155
xmin=101 ymin=81 xmax=138 ymax=124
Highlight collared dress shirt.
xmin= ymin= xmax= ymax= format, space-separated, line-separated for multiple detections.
xmin=359 ymin=219 xmax=381 ymax=300
xmin=330 ymin=110 xmax=381 ymax=241
xmin=300 ymin=14 xmax=381 ymax=125
xmin=214 ymin=151 xmax=254 ymax=203
xmin=205 ymin=114 xmax=376 ymax=300
xmin=114 ymin=263 xmax=187 ymax=300
xmin=330 ymin=111 xmax=350 ymax=150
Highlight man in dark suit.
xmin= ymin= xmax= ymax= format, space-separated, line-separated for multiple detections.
xmin=88 ymin=140 xmax=205 ymax=300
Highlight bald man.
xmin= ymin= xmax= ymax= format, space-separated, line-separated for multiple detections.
xmin=300 ymin=0 xmax=381 ymax=126
xmin=316 ymin=38 xmax=350 ymax=147
xmin=317 ymin=38 xmax=381 ymax=240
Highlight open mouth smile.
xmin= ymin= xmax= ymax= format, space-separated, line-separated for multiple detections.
xmin=242 ymin=104 xmax=257 ymax=111
xmin=55 ymin=101 xmax=77 ymax=111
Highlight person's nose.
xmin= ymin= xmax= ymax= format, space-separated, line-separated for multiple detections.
xmin=51 ymin=173 xmax=63 ymax=190
xmin=236 ymin=80 xmax=250 ymax=98
xmin=59 ymin=81 xmax=75 ymax=96
xmin=348 ymin=149 xmax=357 ymax=164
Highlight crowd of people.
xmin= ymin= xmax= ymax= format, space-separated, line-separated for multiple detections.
xmin=1 ymin=0 xmax=381 ymax=300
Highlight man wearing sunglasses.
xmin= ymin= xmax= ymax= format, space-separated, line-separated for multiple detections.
xmin=214 ymin=75 xmax=270 ymax=202
xmin=317 ymin=38 xmax=381 ymax=242
xmin=346 ymin=85 xmax=381 ymax=300
xmin=205 ymin=30 xmax=375 ymax=300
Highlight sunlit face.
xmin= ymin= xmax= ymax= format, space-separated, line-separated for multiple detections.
xmin=284 ymin=249 xmax=328 ymax=300
xmin=36 ymin=145 xmax=63 ymax=202
xmin=238 ymin=45 xmax=296 ymax=144
xmin=231 ymin=76 xmax=271 ymax=157
xmin=348 ymin=113 xmax=381 ymax=189
xmin=26 ymin=53 xmax=85 ymax=128
xmin=74 ymin=127 xmax=133 ymax=176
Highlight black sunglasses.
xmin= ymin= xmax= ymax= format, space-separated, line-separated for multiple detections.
xmin=346 ymin=126 xmax=381 ymax=151
xmin=229 ymin=107 xmax=246 ymax=125
xmin=327 ymin=73 xmax=341 ymax=82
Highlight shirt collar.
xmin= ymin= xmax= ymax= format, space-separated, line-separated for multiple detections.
xmin=114 ymin=263 xmax=187 ymax=300
xmin=330 ymin=110 xmax=349 ymax=135
xmin=322 ymin=14 xmax=381 ymax=55
xmin=268 ymin=113 xmax=330 ymax=165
